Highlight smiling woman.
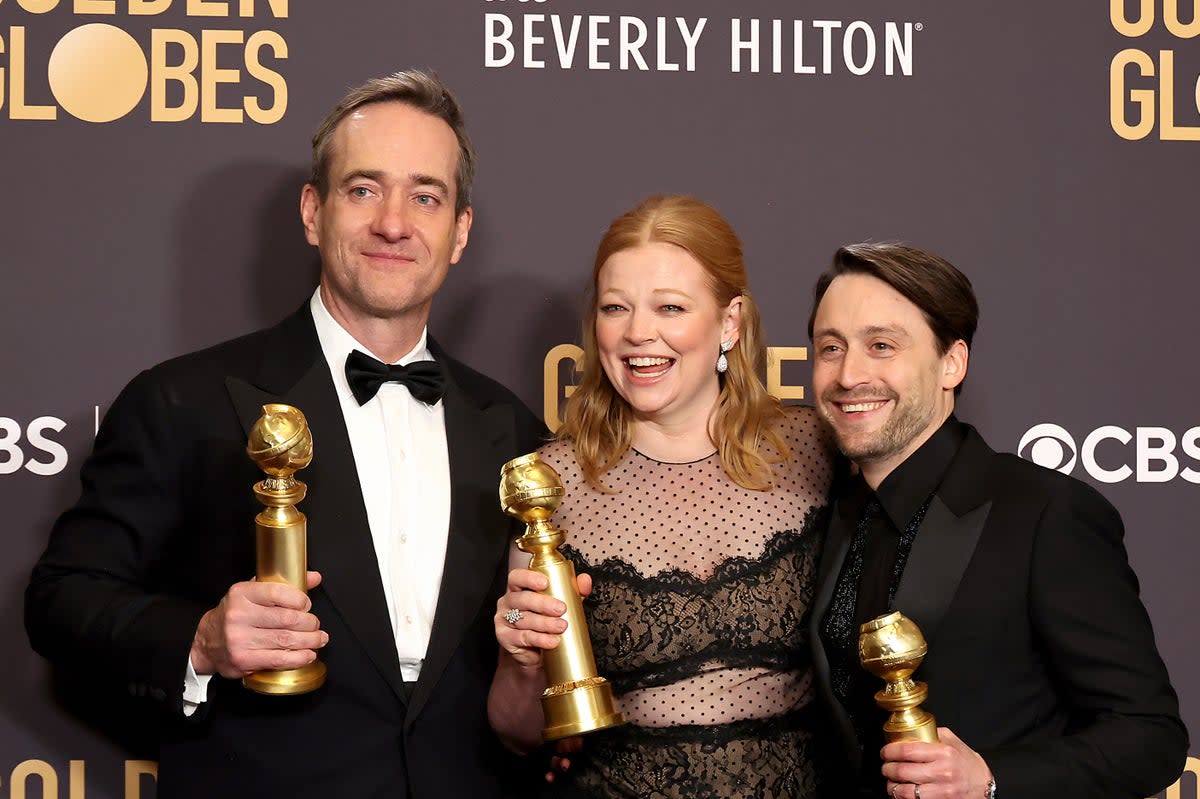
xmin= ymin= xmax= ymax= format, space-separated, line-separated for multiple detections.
xmin=488 ymin=195 xmax=838 ymax=799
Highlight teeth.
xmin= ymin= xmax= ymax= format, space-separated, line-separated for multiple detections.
xmin=842 ymin=401 xmax=886 ymax=413
xmin=627 ymin=357 xmax=671 ymax=367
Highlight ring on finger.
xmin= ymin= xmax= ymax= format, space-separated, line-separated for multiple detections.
xmin=891 ymin=784 xmax=901 ymax=799
xmin=503 ymin=608 xmax=523 ymax=625
xmin=914 ymin=785 xmax=922 ymax=799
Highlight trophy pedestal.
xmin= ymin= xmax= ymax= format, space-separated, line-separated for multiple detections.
xmin=542 ymin=676 xmax=626 ymax=740
xmin=243 ymin=661 xmax=327 ymax=696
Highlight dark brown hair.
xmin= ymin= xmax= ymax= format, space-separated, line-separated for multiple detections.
xmin=808 ymin=242 xmax=979 ymax=393
xmin=309 ymin=69 xmax=476 ymax=215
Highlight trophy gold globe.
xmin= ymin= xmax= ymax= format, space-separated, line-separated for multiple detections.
xmin=244 ymin=403 xmax=326 ymax=695
xmin=499 ymin=452 xmax=625 ymax=740
xmin=858 ymin=610 xmax=939 ymax=743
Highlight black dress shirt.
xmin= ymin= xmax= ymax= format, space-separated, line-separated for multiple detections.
xmin=820 ymin=416 xmax=968 ymax=793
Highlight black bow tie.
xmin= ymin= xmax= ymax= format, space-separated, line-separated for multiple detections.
xmin=345 ymin=349 xmax=445 ymax=406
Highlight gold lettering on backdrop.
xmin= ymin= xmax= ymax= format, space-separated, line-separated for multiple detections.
xmin=1162 ymin=755 xmax=1200 ymax=799
xmin=151 ymin=28 xmax=200 ymax=121
xmin=69 ymin=760 xmax=85 ymax=799
xmin=1164 ymin=0 xmax=1200 ymax=37
xmin=130 ymin=0 xmax=172 ymax=14
xmin=125 ymin=759 xmax=159 ymax=798
xmin=1157 ymin=50 xmax=1200 ymax=140
xmin=187 ymin=0 xmax=229 ymax=17
xmin=9 ymin=759 xmax=58 ymax=799
xmin=544 ymin=344 xmax=583 ymax=433
xmin=16 ymin=0 xmax=61 ymax=14
xmin=240 ymin=0 xmax=287 ymax=17
xmin=200 ymin=27 xmax=242 ymax=122
xmin=75 ymin=0 xmax=118 ymax=13
xmin=1109 ymin=1 xmax=1200 ymax=140
xmin=9 ymin=27 xmax=58 ymax=119
xmin=1111 ymin=0 xmax=1155 ymax=36
xmin=1111 ymin=49 xmax=1156 ymax=140
xmin=543 ymin=344 xmax=812 ymax=433
xmin=244 ymin=29 xmax=286 ymax=123
xmin=767 ymin=346 xmax=808 ymax=400
xmin=0 ymin=760 xmax=159 ymax=797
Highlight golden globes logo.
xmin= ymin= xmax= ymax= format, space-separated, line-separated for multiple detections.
xmin=1110 ymin=0 xmax=1200 ymax=140
xmin=0 ymin=0 xmax=289 ymax=123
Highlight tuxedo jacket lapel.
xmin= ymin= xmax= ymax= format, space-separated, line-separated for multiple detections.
xmin=812 ymin=498 xmax=856 ymax=635
xmin=892 ymin=427 xmax=996 ymax=648
xmin=225 ymin=307 xmax=407 ymax=703
xmin=891 ymin=496 xmax=990 ymax=646
xmin=811 ymin=494 xmax=862 ymax=764
xmin=408 ymin=354 xmax=517 ymax=723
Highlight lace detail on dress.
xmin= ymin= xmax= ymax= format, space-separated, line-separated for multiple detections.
xmin=564 ymin=518 xmax=824 ymax=694
xmin=534 ymin=407 xmax=835 ymax=798
xmin=554 ymin=710 xmax=819 ymax=799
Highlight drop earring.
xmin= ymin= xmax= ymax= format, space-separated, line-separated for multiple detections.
xmin=716 ymin=340 xmax=733 ymax=374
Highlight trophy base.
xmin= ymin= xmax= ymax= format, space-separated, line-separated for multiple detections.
xmin=541 ymin=677 xmax=626 ymax=741
xmin=243 ymin=660 xmax=327 ymax=695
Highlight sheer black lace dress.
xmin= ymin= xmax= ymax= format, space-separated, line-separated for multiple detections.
xmin=537 ymin=407 xmax=834 ymax=798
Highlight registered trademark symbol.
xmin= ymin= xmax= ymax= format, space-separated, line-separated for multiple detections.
xmin=915 ymin=23 xmax=924 ymax=31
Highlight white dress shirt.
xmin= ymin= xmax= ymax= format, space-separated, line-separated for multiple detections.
xmin=310 ymin=290 xmax=452 ymax=682
xmin=185 ymin=291 xmax=452 ymax=711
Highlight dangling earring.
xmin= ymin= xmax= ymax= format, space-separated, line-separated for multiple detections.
xmin=716 ymin=340 xmax=733 ymax=374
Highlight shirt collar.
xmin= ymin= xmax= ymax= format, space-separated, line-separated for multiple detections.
xmin=873 ymin=416 xmax=966 ymax=529
xmin=309 ymin=289 xmax=433 ymax=405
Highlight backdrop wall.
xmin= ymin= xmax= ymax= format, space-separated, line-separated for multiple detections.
xmin=2 ymin=0 xmax=1197 ymax=796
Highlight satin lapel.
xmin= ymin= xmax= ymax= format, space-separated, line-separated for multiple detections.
xmin=224 ymin=309 xmax=406 ymax=702
xmin=810 ymin=496 xmax=861 ymax=765
xmin=408 ymin=368 xmax=515 ymax=723
xmin=812 ymin=498 xmax=856 ymax=625
xmin=891 ymin=428 xmax=996 ymax=647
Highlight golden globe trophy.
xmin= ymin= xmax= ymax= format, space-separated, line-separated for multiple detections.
xmin=858 ymin=610 xmax=939 ymax=743
xmin=244 ymin=403 xmax=326 ymax=695
xmin=499 ymin=452 xmax=625 ymax=740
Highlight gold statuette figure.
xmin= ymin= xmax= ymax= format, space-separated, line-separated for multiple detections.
xmin=858 ymin=610 xmax=939 ymax=743
xmin=244 ymin=403 xmax=326 ymax=695
xmin=499 ymin=453 xmax=625 ymax=740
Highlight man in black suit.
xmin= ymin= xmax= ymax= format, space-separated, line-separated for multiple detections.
xmin=25 ymin=70 xmax=543 ymax=798
xmin=807 ymin=243 xmax=1187 ymax=799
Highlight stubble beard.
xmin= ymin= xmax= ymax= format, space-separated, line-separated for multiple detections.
xmin=820 ymin=390 xmax=937 ymax=467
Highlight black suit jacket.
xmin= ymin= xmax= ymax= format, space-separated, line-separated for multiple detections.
xmin=26 ymin=305 xmax=545 ymax=798
xmin=810 ymin=424 xmax=1187 ymax=798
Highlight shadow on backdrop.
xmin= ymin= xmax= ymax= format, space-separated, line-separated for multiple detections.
xmin=432 ymin=217 xmax=585 ymax=416
xmin=174 ymin=161 xmax=319 ymax=350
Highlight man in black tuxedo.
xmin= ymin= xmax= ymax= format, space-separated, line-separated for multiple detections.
xmin=25 ymin=70 xmax=543 ymax=798
xmin=807 ymin=243 xmax=1187 ymax=799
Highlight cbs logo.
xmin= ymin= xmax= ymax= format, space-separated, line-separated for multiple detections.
xmin=1018 ymin=423 xmax=1200 ymax=484
xmin=0 ymin=416 xmax=69 ymax=476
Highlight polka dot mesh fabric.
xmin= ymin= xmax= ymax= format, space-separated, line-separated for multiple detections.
xmin=535 ymin=406 xmax=834 ymax=798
